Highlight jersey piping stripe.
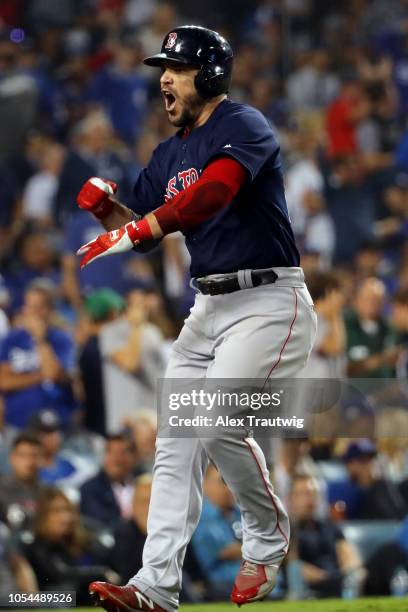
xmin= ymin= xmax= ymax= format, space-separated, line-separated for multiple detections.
xmin=243 ymin=436 xmax=289 ymax=552
xmin=263 ymin=287 xmax=298 ymax=385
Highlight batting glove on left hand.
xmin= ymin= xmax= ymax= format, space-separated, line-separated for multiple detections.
xmin=77 ymin=221 xmax=142 ymax=269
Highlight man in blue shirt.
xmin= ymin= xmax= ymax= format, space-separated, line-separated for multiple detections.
xmin=77 ymin=26 xmax=317 ymax=612
xmin=0 ymin=281 xmax=76 ymax=429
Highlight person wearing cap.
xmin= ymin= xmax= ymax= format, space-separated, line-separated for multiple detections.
xmin=29 ymin=409 xmax=97 ymax=489
xmin=289 ymin=474 xmax=363 ymax=599
xmin=339 ymin=439 xmax=407 ymax=520
xmin=98 ymin=287 xmax=166 ymax=434
xmin=0 ymin=282 xmax=77 ymax=430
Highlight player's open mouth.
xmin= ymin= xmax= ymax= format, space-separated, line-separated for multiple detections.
xmin=162 ymin=90 xmax=176 ymax=112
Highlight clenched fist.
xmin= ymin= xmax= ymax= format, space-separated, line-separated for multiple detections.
xmin=76 ymin=177 xmax=117 ymax=219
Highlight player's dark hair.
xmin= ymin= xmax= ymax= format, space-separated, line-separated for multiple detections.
xmin=11 ymin=433 xmax=42 ymax=450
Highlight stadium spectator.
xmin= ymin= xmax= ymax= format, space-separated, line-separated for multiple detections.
xmin=345 ymin=278 xmax=398 ymax=378
xmin=22 ymin=488 xmax=114 ymax=605
xmin=391 ymin=286 xmax=408 ymax=381
xmin=323 ymin=155 xmax=377 ymax=263
xmin=138 ymin=1 xmax=178 ymax=64
xmin=0 ymin=276 xmax=10 ymax=340
xmin=375 ymin=408 xmax=408 ymax=483
xmin=78 ymin=289 xmax=125 ymax=436
xmin=0 ymin=33 xmax=38 ymax=163
xmin=111 ymin=471 xmax=201 ymax=602
xmin=0 ymin=520 xmax=37 ymax=597
xmin=29 ymin=409 xmax=97 ymax=489
xmin=0 ymin=434 xmax=45 ymax=531
xmin=191 ymin=464 xmax=241 ymax=600
xmin=0 ymin=162 xmax=18 ymax=247
xmin=340 ymin=440 xmax=407 ymax=520
xmin=290 ymin=474 xmax=364 ymax=598
xmin=287 ymin=49 xmax=339 ymax=112
xmin=0 ymin=282 xmax=77 ymax=429
xmin=21 ymin=142 xmax=65 ymax=228
xmin=123 ymin=410 xmax=157 ymax=473
xmin=272 ymin=438 xmax=322 ymax=510
xmin=3 ymin=229 xmax=61 ymax=313
xmin=111 ymin=473 xmax=152 ymax=583
xmin=98 ymin=287 xmax=165 ymax=433
xmin=285 ymin=119 xmax=334 ymax=261
xmin=80 ymin=434 xmax=138 ymax=529
xmin=353 ymin=242 xmax=384 ymax=284
xmin=303 ymin=271 xmax=346 ymax=378
xmin=87 ymin=33 xmax=149 ymax=145
xmin=326 ymin=79 xmax=370 ymax=159
xmin=54 ymin=111 xmax=131 ymax=226
xmin=124 ymin=0 xmax=156 ymax=28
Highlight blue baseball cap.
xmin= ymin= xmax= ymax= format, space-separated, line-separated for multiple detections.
xmin=341 ymin=439 xmax=377 ymax=463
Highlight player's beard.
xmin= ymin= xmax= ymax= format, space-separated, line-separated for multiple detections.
xmin=170 ymin=91 xmax=206 ymax=128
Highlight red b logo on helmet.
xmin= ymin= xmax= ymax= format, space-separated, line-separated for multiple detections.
xmin=165 ymin=32 xmax=177 ymax=49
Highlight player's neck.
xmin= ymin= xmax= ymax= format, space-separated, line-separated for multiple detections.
xmin=193 ymin=95 xmax=227 ymax=129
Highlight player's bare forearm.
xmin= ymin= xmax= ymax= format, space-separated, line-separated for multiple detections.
xmin=100 ymin=198 xmax=163 ymax=238
xmin=100 ymin=198 xmax=134 ymax=231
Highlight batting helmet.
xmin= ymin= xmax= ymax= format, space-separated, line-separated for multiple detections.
xmin=143 ymin=25 xmax=233 ymax=99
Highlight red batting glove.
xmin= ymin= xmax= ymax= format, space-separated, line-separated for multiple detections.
xmin=76 ymin=177 xmax=117 ymax=219
xmin=76 ymin=218 xmax=153 ymax=269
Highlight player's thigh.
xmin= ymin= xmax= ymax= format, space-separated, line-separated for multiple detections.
xmin=208 ymin=285 xmax=317 ymax=379
xmin=166 ymin=295 xmax=212 ymax=379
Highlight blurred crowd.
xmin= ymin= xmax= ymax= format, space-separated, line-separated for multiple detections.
xmin=2 ymin=0 xmax=408 ymax=604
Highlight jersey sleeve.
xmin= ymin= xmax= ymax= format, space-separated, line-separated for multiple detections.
xmin=205 ymin=106 xmax=279 ymax=181
xmin=131 ymin=144 xmax=166 ymax=215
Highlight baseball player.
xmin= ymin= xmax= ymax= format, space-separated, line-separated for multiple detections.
xmin=77 ymin=26 xmax=317 ymax=612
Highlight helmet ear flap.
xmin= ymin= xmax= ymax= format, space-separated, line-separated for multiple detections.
xmin=195 ymin=64 xmax=228 ymax=99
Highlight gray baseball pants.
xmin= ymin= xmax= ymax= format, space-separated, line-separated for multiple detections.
xmin=129 ymin=267 xmax=317 ymax=611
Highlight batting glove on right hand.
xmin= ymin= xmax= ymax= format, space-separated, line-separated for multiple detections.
xmin=76 ymin=177 xmax=117 ymax=219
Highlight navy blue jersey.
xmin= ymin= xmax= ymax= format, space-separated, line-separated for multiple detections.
xmin=132 ymin=99 xmax=299 ymax=277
